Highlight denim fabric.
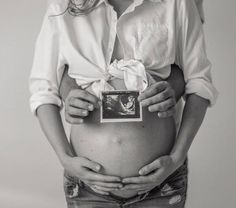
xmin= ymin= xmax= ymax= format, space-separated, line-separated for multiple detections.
xmin=63 ymin=160 xmax=188 ymax=208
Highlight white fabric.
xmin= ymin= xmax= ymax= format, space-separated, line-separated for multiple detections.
xmin=29 ymin=0 xmax=217 ymax=115
xmin=194 ymin=0 xmax=205 ymax=22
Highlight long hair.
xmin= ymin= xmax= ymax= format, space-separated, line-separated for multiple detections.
xmin=67 ymin=0 xmax=100 ymax=16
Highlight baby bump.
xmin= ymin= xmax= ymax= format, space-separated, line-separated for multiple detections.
xmin=70 ymin=107 xmax=176 ymax=197
xmin=70 ymin=78 xmax=176 ymax=197
xmin=70 ymin=107 xmax=176 ymax=176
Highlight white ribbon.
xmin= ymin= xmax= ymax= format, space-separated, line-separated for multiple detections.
xmin=87 ymin=59 xmax=148 ymax=97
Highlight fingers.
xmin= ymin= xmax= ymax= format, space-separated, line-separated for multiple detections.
xmin=138 ymin=81 xmax=169 ymax=102
xmin=80 ymin=157 xmax=101 ymax=172
xmin=140 ymin=86 xmax=175 ymax=107
xmin=139 ymin=156 xmax=170 ymax=176
xmin=157 ymin=108 xmax=176 ymax=118
xmin=122 ymin=176 xmax=151 ymax=184
xmin=65 ymin=89 xmax=100 ymax=124
xmin=122 ymin=183 xmax=154 ymax=191
xmin=85 ymin=172 xmax=121 ymax=183
xmin=90 ymin=186 xmax=110 ymax=195
xmin=86 ymin=181 xmax=123 ymax=189
xmin=138 ymin=81 xmax=177 ymax=116
xmin=67 ymin=98 xmax=95 ymax=112
xmin=80 ymin=158 xmax=121 ymax=182
xmin=123 ymin=156 xmax=172 ymax=184
xmin=148 ymin=98 xmax=176 ymax=113
xmin=122 ymin=172 xmax=165 ymax=186
xmin=67 ymin=106 xmax=89 ymax=117
xmin=68 ymin=89 xmax=100 ymax=108
xmin=65 ymin=114 xmax=84 ymax=124
xmin=91 ymin=185 xmax=119 ymax=192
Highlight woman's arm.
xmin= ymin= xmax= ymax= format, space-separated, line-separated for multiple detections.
xmin=36 ymin=104 xmax=123 ymax=194
xmin=37 ymin=104 xmax=74 ymax=162
xmin=121 ymin=0 xmax=217 ymax=193
xmin=170 ymin=94 xmax=208 ymax=162
xmin=59 ymin=65 xmax=79 ymax=101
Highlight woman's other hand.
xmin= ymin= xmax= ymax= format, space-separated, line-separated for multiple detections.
xmin=64 ymin=89 xmax=100 ymax=124
xmin=62 ymin=156 xmax=123 ymax=195
xmin=121 ymin=155 xmax=184 ymax=195
xmin=59 ymin=66 xmax=101 ymax=124
xmin=138 ymin=64 xmax=185 ymax=118
xmin=139 ymin=81 xmax=177 ymax=117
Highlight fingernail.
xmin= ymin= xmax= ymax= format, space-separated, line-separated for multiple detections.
xmin=88 ymin=105 xmax=94 ymax=111
xmin=139 ymin=170 xmax=144 ymax=175
xmin=82 ymin=110 xmax=88 ymax=116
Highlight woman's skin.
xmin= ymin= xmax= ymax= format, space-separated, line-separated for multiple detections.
xmin=36 ymin=0 xmax=209 ymax=198
xmin=58 ymin=64 xmax=185 ymax=197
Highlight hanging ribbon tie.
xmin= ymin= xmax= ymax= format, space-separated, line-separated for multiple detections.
xmin=74 ymin=59 xmax=149 ymax=98
xmin=108 ymin=59 xmax=148 ymax=91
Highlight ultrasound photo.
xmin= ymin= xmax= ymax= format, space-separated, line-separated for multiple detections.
xmin=100 ymin=90 xmax=142 ymax=123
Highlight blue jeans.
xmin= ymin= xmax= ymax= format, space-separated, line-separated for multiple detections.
xmin=63 ymin=160 xmax=188 ymax=208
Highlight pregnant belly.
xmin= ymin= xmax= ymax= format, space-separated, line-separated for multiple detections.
xmin=70 ymin=79 xmax=176 ymax=197
xmin=70 ymin=107 xmax=176 ymax=197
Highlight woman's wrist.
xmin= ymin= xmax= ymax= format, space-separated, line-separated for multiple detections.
xmin=170 ymin=149 xmax=187 ymax=167
xmin=56 ymin=148 xmax=75 ymax=167
xmin=59 ymin=153 xmax=73 ymax=168
xmin=167 ymin=64 xmax=185 ymax=102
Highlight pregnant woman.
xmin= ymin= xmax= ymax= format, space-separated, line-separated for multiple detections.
xmin=29 ymin=0 xmax=217 ymax=207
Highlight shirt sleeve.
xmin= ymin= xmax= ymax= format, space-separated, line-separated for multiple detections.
xmin=194 ymin=0 xmax=205 ymax=23
xmin=175 ymin=0 xmax=218 ymax=106
xmin=29 ymin=4 xmax=65 ymax=115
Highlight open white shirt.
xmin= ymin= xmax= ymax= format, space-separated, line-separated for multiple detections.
xmin=29 ymin=0 xmax=218 ymax=115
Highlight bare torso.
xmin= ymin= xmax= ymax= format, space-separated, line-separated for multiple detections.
xmin=70 ymin=0 xmax=176 ymax=198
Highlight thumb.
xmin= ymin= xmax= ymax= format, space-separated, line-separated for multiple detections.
xmin=139 ymin=157 xmax=166 ymax=175
xmin=80 ymin=157 xmax=102 ymax=173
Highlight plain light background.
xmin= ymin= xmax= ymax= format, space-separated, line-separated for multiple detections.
xmin=0 ymin=0 xmax=235 ymax=207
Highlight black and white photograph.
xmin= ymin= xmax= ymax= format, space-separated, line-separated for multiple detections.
xmin=1 ymin=0 xmax=236 ymax=208
xmin=101 ymin=90 xmax=142 ymax=122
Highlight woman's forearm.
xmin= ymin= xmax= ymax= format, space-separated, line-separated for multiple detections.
xmin=167 ymin=64 xmax=185 ymax=101
xmin=171 ymin=94 xmax=209 ymax=163
xmin=151 ymin=64 xmax=185 ymax=102
xmin=37 ymin=104 xmax=75 ymax=164
xmin=59 ymin=65 xmax=79 ymax=101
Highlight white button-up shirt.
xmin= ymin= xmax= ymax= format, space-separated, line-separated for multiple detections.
xmin=29 ymin=0 xmax=218 ymax=115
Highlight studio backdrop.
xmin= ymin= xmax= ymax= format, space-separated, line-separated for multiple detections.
xmin=0 ymin=0 xmax=235 ymax=207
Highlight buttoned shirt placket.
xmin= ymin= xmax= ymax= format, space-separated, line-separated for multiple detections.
xmin=104 ymin=0 xmax=145 ymax=80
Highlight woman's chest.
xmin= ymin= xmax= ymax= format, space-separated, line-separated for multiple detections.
xmin=61 ymin=2 xmax=177 ymax=68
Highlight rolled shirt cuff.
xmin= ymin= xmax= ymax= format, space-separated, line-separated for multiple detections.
xmin=185 ymin=78 xmax=219 ymax=106
xmin=30 ymin=91 xmax=62 ymax=115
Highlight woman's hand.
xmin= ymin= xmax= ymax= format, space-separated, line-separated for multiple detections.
xmin=62 ymin=155 xmax=123 ymax=195
xmin=139 ymin=64 xmax=185 ymax=118
xmin=64 ymin=89 xmax=101 ymax=124
xmin=121 ymin=155 xmax=184 ymax=195
xmin=139 ymin=81 xmax=177 ymax=118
